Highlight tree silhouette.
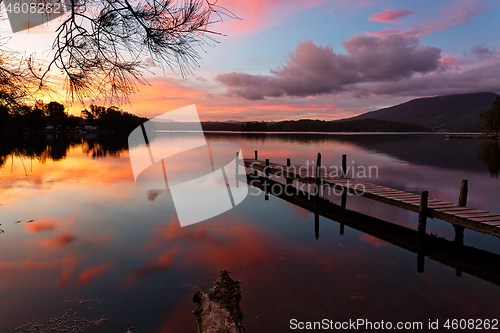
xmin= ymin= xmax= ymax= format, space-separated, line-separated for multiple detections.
xmin=0 ymin=0 xmax=236 ymax=105
xmin=480 ymin=96 xmax=500 ymax=135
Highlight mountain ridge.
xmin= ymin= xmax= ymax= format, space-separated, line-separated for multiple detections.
xmin=344 ymin=92 xmax=499 ymax=132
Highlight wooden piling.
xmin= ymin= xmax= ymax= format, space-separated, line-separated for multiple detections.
xmin=253 ymin=150 xmax=258 ymax=176
xmin=315 ymin=212 xmax=319 ymax=240
xmin=342 ymin=154 xmax=347 ymax=177
xmin=455 ymin=181 xmax=467 ymax=245
xmin=314 ymin=194 xmax=319 ymax=240
xmin=286 ymin=158 xmax=293 ymax=186
xmin=459 ymin=179 xmax=468 ymax=207
xmin=417 ymin=190 xmax=428 ymax=273
xmin=316 ymin=153 xmax=322 ymax=194
xmin=316 ymin=153 xmax=321 ymax=179
xmin=341 ymin=190 xmax=347 ymax=209
xmin=340 ymin=223 xmax=344 ymax=235
xmin=455 ymin=179 xmax=467 ymax=277
xmin=235 ymin=152 xmax=239 ymax=188
xmin=418 ymin=191 xmax=428 ymax=234
xmin=264 ymin=158 xmax=270 ymax=200
xmin=417 ymin=246 xmax=425 ymax=273
xmin=455 ymin=180 xmax=467 ymax=246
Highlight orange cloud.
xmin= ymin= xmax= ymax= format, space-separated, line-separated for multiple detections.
xmin=123 ymin=246 xmax=180 ymax=288
xmin=0 ymin=254 xmax=81 ymax=287
xmin=24 ymin=219 xmax=58 ymax=233
xmin=154 ymin=300 xmax=198 ymax=333
xmin=56 ymin=254 xmax=81 ymax=286
xmin=40 ymin=232 xmax=77 ymax=247
xmin=77 ymin=262 xmax=113 ymax=285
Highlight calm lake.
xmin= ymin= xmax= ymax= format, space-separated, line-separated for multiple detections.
xmin=1 ymin=133 xmax=500 ymax=332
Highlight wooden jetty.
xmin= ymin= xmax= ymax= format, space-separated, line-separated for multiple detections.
xmin=241 ymin=151 xmax=500 ymax=238
xmin=245 ymin=175 xmax=500 ymax=285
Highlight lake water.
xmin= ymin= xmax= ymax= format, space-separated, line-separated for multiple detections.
xmin=1 ymin=133 xmax=499 ymax=332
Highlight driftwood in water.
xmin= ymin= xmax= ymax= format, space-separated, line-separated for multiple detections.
xmin=193 ymin=270 xmax=245 ymax=333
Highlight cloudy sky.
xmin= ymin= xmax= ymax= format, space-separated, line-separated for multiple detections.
xmin=3 ymin=0 xmax=500 ymax=121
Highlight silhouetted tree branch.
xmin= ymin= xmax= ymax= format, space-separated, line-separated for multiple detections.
xmin=0 ymin=0 xmax=237 ymax=105
xmin=0 ymin=37 xmax=48 ymax=107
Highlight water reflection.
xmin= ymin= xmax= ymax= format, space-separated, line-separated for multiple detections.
xmin=247 ymin=175 xmax=500 ymax=286
xmin=1 ymin=133 xmax=499 ymax=177
xmin=0 ymin=133 xmax=130 ymax=170
xmin=207 ymin=133 xmax=499 ymax=176
xmin=478 ymin=139 xmax=500 ymax=178
xmin=1 ymin=133 xmax=500 ymax=333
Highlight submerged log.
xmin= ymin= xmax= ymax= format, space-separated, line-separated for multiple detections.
xmin=193 ymin=270 xmax=245 ymax=333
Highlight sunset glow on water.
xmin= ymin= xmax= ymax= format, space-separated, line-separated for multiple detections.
xmin=1 ymin=133 xmax=499 ymax=332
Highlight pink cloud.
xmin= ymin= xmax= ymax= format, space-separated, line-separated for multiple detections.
xmin=217 ymin=36 xmax=441 ymax=100
xmin=368 ymin=9 xmax=417 ymax=23
xmin=217 ymin=36 xmax=500 ymax=101
xmin=351 ymin=60 xmax=500 ymax=98
xmin=365 ymin=26 xmax=431 ymax=38
xmin=439 ymin=55 xmax=462 ymax=71
xmin=366 ymin=0 xmax=491 ymax=38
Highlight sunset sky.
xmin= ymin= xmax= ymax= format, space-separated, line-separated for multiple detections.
xmin=2 ymin=0 xmax=500 ymax=121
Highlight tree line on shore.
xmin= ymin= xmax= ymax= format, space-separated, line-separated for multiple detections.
xmin=0 ymin=100 xmax=148 ymax=164
xmin=0 ymin=101 xmax=148 ymax=135
xmin=480 ymin=96 xmax=500 ymax=136
xmin=238 ymin=119 xmax=432 ymax=132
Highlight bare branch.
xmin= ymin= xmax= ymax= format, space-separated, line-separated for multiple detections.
xmin=0 ymin=0 xmax=237 ymax=105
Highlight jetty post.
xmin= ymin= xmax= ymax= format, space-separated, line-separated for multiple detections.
xmin=253 ymin=150 xmax=258 ymax=176
xmin=286 ymin=158 xmax=293 ymax=186
xmin=417 ymin=190 xmax=428 ymax=273
xmin=341 ymin=188 xmax=347 ymax=209
xmin=235 ymin=151 xmax=239 ymax=188
xmin=314 ymin=153 xmax=321 ymax=240
xmin=342 ymin=154 xmax=347 ymax=177
xmin=265 ymin=158 xmax=270 ymax=201
xmin=316 ymin=153 xmax=322 ymax=189
xmin=341 ymin=154 xmax=348 ymax=209
xmin=455 ymin=179 xmax=468 ymax=276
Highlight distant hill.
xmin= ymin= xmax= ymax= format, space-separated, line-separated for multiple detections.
xmin=241 ymin=119 xmax=430 ymax=132
xmin=150 ymin=121 xmax=242 ymax=131
xmin=150 ymin=119 xmax=430 ymax=132
xmin=346 ymin=92 xmax=499 ymax=132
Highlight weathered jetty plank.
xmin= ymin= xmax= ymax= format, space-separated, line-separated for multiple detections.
xmin=242 ymin=158 xmax=500 ymax=237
